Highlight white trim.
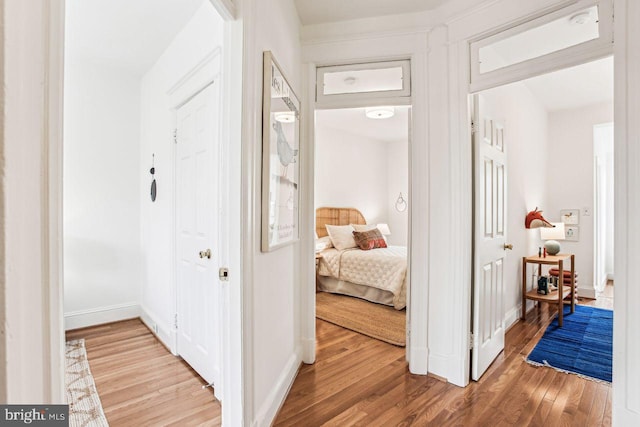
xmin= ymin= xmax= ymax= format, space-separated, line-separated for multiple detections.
xmin=252 ymin=350 xmax=302 ymax=427
xmin=579 ymin=286 xmax=597 ymax=300
xmin=316 ymin=59 xmax=411 ymax=104
xmin=504 ymin=305 xmax=521 ymax=330
xmin=614 ymin=0 xmax=640 ymax=422
xmin=445 ymin=0 xmax=618 ymax=389
xmin=45 ymin=0 xmax=66 ymax=404
xmin=469 ymin=0 xmax=614 ymax=92
xmin=65 ymin=303 xmax=141 ymax=331
xmin=208 ymin=0 xmax=236 ymax=21
xmin=302 ymin=31 xmax=428 ymax=378
xmin=140 ymin=306 xmax=176 ymax=354
xmin=607 ymin=273 xmax=614 ymax=281
xmin=219 ymin=13 xmax=245 ymax=427
xmin=300 ymin=63 xmax=316 ymax=364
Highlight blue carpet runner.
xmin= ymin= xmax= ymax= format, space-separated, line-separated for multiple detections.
xmin=526 ymin=305 xmax=612 ymax=383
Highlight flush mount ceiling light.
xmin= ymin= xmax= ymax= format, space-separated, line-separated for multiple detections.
xmin=365 ymin=106 xmax=395 ymax=119
xmin=569 ymin=11 xmax=592 ymax=25
xmin=343 ymin=76 xmax=357 ymax=85
xmin=274 ymin=111 xmax=296 ymax=123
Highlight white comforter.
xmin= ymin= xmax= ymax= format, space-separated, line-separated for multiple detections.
xmin=318 ymin=246 xmax=407 ymax=309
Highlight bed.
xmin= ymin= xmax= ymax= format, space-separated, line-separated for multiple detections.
xmin=315 ymin=207 xmax=407 ymax=310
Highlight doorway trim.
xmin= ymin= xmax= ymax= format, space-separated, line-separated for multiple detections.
xmin=38 ymin=0 xmax=244 ymax=424
xmin=301 ymin=33 xmax=429 ymax=375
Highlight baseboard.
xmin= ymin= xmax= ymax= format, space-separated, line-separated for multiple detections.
xmin=429 ymin=352 xmax=467 ymax=387
xmin=607 ymin=273 xmax=614 ymax=281
xmin=252 ymin=348 xmax=302 ymax=427
xmin=579 ymin=286 xmax=597 ymax=299
xmin=301 ymin=337 xmax=315 ymax=364
xmin=65 ymin=302 xmax=140 ymax=330
xmin=140 ymin=307 xmax=176 ymax=354
xmin=504 ymin=305 xmax=521 ymax=330
xmin=410 ymin=345 xmax=428 ymax=375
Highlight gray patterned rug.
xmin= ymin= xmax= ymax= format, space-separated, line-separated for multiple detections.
xmin=65 ymin=339 xmax=109 ymax=426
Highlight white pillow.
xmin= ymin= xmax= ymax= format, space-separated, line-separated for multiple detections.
xmin=315 ymin=236 xmax=334 ymax=252
xmin=351 ymin=224 xmax=377 ymax=232
xmin=325 ymin=224 xmax=357 ymax=250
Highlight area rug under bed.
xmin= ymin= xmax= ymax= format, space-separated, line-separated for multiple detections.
xmin=316 ymin=292 xmax=406 ymax=346
xmin=526 ymin=305 xmax=612 ymax=383
xmin=65 ymin=339 xmax=109 ymax=426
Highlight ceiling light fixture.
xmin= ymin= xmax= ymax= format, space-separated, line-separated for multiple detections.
xmin=569 ymin=11 xmax=592 ymax=25
xmin=274 ymin=111 xmax=296 ymax=123
xmin=365 ymin=106 xmax=395 ymax=119
xmin=343 ymin=76 xmax=357 ymax=85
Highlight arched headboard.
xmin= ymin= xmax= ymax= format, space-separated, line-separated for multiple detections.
xmin=315 ymin=207 xmax=367 ymax=238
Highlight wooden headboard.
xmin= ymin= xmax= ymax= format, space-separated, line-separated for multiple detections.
xmin=315 ymin=207 xmax=366 ymax=238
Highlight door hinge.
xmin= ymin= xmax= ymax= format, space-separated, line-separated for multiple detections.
xmin=174 ymin=313 xmax=178 ymax=329
xmin=173 ymin=128 xmax=178 ymax=144
xmin=470 ymin=120 xmax=477 ymax=134
xmin=468 ymin=332 xmax=474 ymax=350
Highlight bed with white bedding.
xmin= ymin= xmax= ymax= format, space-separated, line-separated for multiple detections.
xmin=315 ymin=207 xmax=408 ymax=310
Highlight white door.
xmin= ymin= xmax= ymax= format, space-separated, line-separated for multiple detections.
xmin=472 ymin=94 xmax=507 ymax=381
xmin=176 ymin=82 xmax=221 ymax=390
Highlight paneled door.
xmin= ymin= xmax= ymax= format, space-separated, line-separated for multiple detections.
xmin=472 ymin=93 xmax=508 ymax=381
xmin=176 ymin=82 xmax=221 ymax=390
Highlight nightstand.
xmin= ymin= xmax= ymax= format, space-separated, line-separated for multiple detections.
xmin=521 ymin=253 xmax=576 ymax=327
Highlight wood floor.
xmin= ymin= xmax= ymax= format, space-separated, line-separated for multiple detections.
xmin=275 ymin=287 xmax=613 ymax=426
xmin=66 ymin=319 xmax=221 ymax=426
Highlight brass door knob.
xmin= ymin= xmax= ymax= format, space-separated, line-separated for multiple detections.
xmin=199 ymin=249 xmax=212 ymax=259
xmin=504 ymin=243 xmax=513 ymax=250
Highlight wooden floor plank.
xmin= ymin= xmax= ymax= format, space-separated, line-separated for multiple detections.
xmin=66 ymin=319 xmax=220 ymax=426
xmin=275 ymin=285 xmax=613 ymax=426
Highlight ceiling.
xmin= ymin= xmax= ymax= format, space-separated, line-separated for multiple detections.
xmin=66 ymin=0 xmax=206 ymax=76
xmin=522 ymin=56 xmax=613 ymax=112
xmin=294 ymin=0 xmax=449 ymax=25
xmin=316 ymin=107 xmax=410 ymax=143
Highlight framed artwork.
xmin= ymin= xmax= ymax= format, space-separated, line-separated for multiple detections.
xmin=560 ymin=209 xmax=579 ymax=225
xmin=565 ymin=226 xmax=580 ymax=241
xmin=261 ymin=51 xmax=300 ymax=252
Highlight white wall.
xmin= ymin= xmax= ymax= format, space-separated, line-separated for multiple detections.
xmin=546 ymin=102 xmax=613 ymax=298
xmin=139 ymin=3 xmax=224 ymax=347
xmin=241 ymin=0 xmax=302 ymax=425
xmin=481 ymin=81 xmax=549 ymax=328
xmin=63 ymin=56 xmax=142 ymax=329
xmin=386 ymin=141 xmax=409 ymax=246
xmin=314 ymin=124 xmax=389 ymax=225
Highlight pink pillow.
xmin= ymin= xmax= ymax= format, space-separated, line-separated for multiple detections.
xmin=352 ymin=229 xmax=387 ymax=250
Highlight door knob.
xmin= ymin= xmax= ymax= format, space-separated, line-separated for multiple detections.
xmin=504 ymin=243 xmax=513 ymax=250
xmin=199 ymin=249 xmax=212 ymax=259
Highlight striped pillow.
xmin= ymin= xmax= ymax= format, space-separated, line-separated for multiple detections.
xmin=352 ymin=229 xmax=387 ymax=250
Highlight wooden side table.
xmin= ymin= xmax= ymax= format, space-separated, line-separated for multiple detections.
xmin=521 ymin=253 xmax=575 ymax=327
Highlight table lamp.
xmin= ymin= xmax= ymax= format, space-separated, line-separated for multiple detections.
xmin=540 ymin=222 xmax=565 ymax=255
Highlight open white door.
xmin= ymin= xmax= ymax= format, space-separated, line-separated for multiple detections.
xmin=472 ymin=93 xmax=508 ymax=381
xmin=176 ymin=82 xmax=221 ymax=393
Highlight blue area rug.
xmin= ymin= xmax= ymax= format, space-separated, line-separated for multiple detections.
xmin=526 ymin=305 xmax=612 ymax=383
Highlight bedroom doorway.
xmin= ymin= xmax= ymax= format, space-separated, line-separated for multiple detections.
xmin=313 ymin=104 xmax=411 ymax=355
xmin=470 ymin=55 xmax=614 ymax=380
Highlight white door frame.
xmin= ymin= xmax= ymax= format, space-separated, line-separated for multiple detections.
xmin=301 ymin=34 xmax=429 ymax=375
xmin=444 ymin=6 xmax=640 ymax=425
xmin=37 ymin=0 xmax=245 ymax=425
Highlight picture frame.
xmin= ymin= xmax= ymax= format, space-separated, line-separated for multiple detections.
xmin=560 ymin=209 xmax=580 ymax=225
xmin=261 ymin=51 xmax=300 ymax=252
xmin=565 ymin=225 xmax=580 ymax=241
